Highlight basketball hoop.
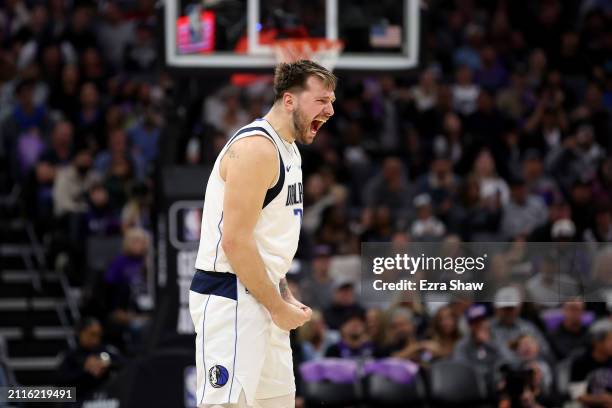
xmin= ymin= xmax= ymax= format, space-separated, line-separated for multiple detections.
xmin=273 ymin=38 xmax=344 ymax=71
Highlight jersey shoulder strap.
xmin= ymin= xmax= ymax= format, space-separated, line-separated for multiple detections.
xmin=225 ymin=125 xmax=285 ymax=209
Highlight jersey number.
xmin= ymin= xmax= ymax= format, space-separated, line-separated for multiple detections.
xmin=293 ymin=208 xmax=303 ymax=226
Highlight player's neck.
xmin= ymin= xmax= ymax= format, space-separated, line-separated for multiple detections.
xmin=263 ymin=108 xmax=295 ymax=144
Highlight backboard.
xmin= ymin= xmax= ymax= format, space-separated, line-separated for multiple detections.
xmin=163 ymin=0 xmax=420 ymax=71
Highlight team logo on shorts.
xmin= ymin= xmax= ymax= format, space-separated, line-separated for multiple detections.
xmin=208 ymin=365 xmax=229 ymax=388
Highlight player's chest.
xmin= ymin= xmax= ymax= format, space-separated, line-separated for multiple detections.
xmin=277 ymin=144 xmax=302 ymax=208
xmin=283 ymin=165 xmax=302 ymax=208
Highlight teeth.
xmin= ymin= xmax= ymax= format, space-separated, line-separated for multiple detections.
xmin=311 ymin=119 xmax=326 ymax=133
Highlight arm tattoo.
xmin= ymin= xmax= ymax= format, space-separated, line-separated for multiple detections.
xmin=279 ymin=278 xmax=290 ymax=300
xmin=227 ymin=148 xmax=239 ymax=159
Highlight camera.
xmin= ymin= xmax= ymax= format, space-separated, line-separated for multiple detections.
xmin=99 ymin=352 xmax=111 ymax=367
xmin=499 ymin=364 xmax=537 ymax=408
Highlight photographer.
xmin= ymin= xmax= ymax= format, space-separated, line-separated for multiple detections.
xmin=570 ymin=320 xmax=612 ymax=407
xmin=56 ymin=317 xmax=123 ymax=400
xmin=498 ymin=364 xmax=545 ymax=408
xmin=502 ymin=332 xmax=558 ymax=407
xmin=509 ymin=334 xmax=553 ymax=396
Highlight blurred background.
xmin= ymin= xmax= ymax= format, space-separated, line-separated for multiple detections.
xmin=0 ymin=0 xmax=612 ymax=407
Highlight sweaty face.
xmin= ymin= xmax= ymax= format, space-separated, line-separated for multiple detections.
xmin=291 ymin=76 xmax=335 ymax=144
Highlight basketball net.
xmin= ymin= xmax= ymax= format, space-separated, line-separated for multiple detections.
xmin=273 ymin=38 xmax=343 ymax=71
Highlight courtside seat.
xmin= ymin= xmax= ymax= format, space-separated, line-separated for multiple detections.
xmin=429 ymin=360 xmax=491 ymax=407
xmin=303 ymin=381 xmax=359 ymax=407
xmin=361 ymin=358 xmax=426 ymax=407
xmin=364 ymin=370 xmax=427 ymax=407
xmin=301 ymin=359 xmax=360 ymax=407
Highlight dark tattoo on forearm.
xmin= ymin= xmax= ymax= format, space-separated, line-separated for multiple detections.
xmin=279 ymin=278 xmax=289 ymax=300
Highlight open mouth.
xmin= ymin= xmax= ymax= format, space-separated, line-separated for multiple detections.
xmin=310 ymin=119 xmax=325 ymax=134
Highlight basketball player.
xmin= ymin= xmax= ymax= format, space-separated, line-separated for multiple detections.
xmin=189 ymin=60 xmax=337 ymax=408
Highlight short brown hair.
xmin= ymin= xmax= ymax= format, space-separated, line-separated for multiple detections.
xmin=273 ymin=60 xmax=337 ymax=102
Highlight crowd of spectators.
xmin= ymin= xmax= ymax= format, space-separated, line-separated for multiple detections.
xmin=0 ymin=0 xmax=160 ymax=391
xmin=180 ymin=0 xmax=612 ymax=405
xmin=1 ymin=0 xmax=612 ymax=406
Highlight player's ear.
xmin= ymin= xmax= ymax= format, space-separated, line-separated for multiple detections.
xmin=283 ymin=91 xmax=295 ymax=112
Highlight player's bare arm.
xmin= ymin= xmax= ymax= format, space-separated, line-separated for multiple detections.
xmin=279 ymin=278 xmax=291 ymax=301
xmin=279 ymin=278 xmax=313 ymax=320
xmin=220 ymin=136 xmax=309 ymax=331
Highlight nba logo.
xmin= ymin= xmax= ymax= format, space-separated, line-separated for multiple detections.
xmin=183 ymin=208 xmax=202 ymax=241
xmin=184 ymin=366 xmax=197 ymax=407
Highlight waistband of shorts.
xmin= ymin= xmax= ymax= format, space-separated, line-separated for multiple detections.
xmin=190 ymin=269 xmax=237 ymax=301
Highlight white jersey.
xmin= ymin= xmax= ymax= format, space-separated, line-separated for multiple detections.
xmin=195 ymin=118 xmax=303 ymax=284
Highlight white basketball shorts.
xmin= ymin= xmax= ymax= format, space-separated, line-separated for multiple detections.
xmin=189 ymin=270 xmax=295 ymax=407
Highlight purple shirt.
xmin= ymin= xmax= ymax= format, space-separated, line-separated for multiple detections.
xmin=105 ymin=254 xmax=144 ymax=285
